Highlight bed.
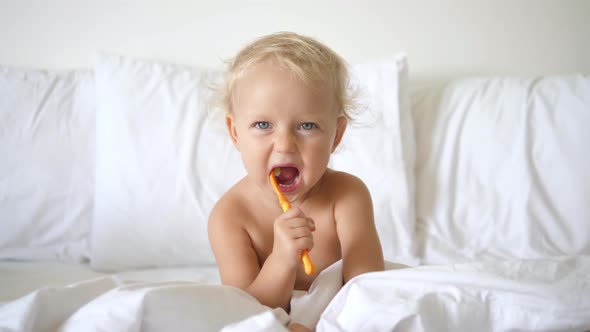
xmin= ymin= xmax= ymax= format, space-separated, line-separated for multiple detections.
xmin=1 ymin=2 xmax=590 ymax=331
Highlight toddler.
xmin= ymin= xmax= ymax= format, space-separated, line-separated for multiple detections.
xmin=208 ymin=31 xmax=384 ymax=328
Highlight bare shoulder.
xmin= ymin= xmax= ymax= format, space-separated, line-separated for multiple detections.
xmin=208 ymin=184 xmax=249 ymax=231
xmin=208 ymin=181 xmax=260 ymax=288
xmin=324 ymin=170 xmax=384 ymax=282
xmin=207 ymin=179 xmax=256 ymax=257
xmin=322 ymin=170 xmax=371 ymax=201
xmin=321 ymin=170 xmax=372 ymax=222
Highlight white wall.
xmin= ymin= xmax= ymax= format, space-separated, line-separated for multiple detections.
xmin=1 ymin=0 xmax=589 ymax=81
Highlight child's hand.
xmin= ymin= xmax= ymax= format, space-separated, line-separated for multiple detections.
xmin=272 ymin=207 xmax=316 ymax=269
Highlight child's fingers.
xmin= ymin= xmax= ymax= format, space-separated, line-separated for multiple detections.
xmin=296 ymin=237 xmax=314 ymax=251
xmin=276 ymin=217 xmax=313 ymax=237
xmin=290 ymin=226 xmax=313 ymax=239
xmin=274 ymin=217 xmax=310 ymax=237
xmin=296 ymin=218 xmax=315 ymax=232
xmin=308 ymin=219 xmax=316 ymax=231
xmin=285 ymin=217 xmax=314 ymax=231
xmin=278 ymin=206 xmax=304 ymax=219
xmin=276 ymin=208 xmax=314 ymax=231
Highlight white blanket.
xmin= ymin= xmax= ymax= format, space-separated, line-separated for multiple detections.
xmin=0 ymin=277 xmax=287 ymax=332
xmin=0 ymin=261 xmax=343 ymax=332
xmin=1 ymin=257 xmax=589 ymax=331
xmin=319 ymin=256 xmax=590 ymax=332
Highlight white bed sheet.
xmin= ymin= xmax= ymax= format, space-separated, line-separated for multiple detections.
xmin=2 ymin=258 xmax=589 ymax=331
xmin=0 ymin=261 xmax=220 ymax=303
xmin=319 ymin=256 xmax=590 ymax=332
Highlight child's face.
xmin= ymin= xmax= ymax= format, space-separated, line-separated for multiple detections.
xmin=226 ymin=61 xmax=347 ymax=202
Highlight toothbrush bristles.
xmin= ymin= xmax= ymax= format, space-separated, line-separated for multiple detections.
xmin=273 ymin=168 xmax=281 ymax=176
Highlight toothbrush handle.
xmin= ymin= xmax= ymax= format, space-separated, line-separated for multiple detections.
xmin=270 ymin=172 xmax=315 ymax=275
xmin=301 ymin=249 xmax=315 ymax=275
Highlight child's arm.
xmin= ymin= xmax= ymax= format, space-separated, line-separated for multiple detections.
xmin=333 ymin=173 xmax=384 ymax=283
xmin=208 ymin=198 xmax=314 ymax=311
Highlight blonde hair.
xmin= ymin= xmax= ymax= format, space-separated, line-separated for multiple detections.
xmin=219 ymin=32 xmax=356 ymax=119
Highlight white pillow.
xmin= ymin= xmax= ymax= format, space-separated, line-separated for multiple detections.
xmin=91 ymin=53 xmax=416 ymax=270
xmin=91 ymin=54 xmax=240 ymax=270
xmin=330 ymin=55 xmax=417 ymax=265
xmin=0 ymin=66 xmax=95 ymax=262
xmin=412 ymin=75 xmax=590 ymax=264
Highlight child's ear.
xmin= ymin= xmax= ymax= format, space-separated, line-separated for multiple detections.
xmin=331 ymin=116 xmax=347 ymax=152
xmin=225 ymin=114 xmax=240 ymax=150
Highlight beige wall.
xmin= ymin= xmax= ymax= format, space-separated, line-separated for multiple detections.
xmin=1 ymin=0 xmax=589 ymax=81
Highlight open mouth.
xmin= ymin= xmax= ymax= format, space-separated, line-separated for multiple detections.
xmin=274 ymin=166 xmax=300 ymax=192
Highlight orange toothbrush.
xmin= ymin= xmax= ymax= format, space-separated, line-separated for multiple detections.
xmin=270 ymin=168 xmax=316 ymax=275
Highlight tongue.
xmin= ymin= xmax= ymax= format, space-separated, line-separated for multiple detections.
xmin=277 ymin=167 xmax=298 ymax=184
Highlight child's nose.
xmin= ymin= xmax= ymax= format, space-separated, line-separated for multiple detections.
xmin=274 ymin=130 xmax=296 ymax=153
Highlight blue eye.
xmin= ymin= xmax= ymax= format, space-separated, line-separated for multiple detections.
xmin=255 ymin=122 xmax=271 ymax=129
xmin=300 ymin=123 xmax=317 ymax=130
